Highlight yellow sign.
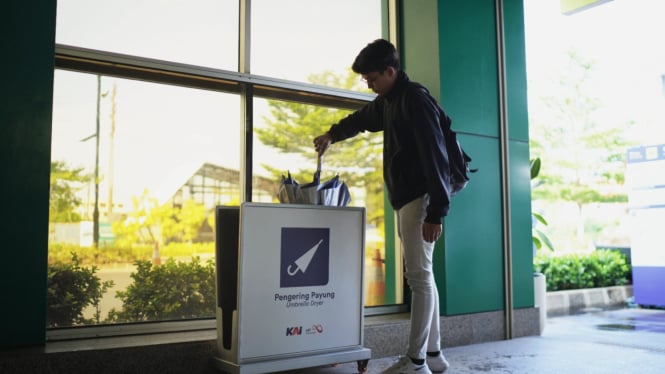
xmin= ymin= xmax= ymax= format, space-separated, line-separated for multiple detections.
xmin=560 ymin=0 xmax=613 ymax=15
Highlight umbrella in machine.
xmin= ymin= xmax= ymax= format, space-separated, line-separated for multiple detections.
xmin=277 ymin=155 xmax=351 ymax=206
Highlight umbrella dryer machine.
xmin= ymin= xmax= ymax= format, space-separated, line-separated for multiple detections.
xmin=212 ymin=203 xmax=371 ymax=373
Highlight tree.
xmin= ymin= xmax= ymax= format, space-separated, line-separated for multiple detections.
xmin=529 ymin=49 xmax=634 ymax=248
xmin=530 ymin=50 xmax=632 ymax=204
xmin=176 ymin=199 xmax=207 ymax=243
xmin=112 ymin=190 xmax=206 ymax=248
xmin=255 ymin=70 xmax=385 ymax=226
xmin=49 ymin=160 xmax=90 ymax=222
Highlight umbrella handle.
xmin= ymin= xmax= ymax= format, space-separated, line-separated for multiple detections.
xmin=287 ymin=264 xmax=300 ymax=276
xmin=317 ymin=154 xmax=322 ymax=174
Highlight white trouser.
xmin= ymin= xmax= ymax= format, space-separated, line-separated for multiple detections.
xmin=396 ymin=194 xmax=441 ymax=360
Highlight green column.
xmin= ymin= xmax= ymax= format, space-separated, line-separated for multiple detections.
xmin=0 ymin=0 xmax=56 ymax=347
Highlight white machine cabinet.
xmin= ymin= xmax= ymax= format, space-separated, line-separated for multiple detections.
xmin=212 ymin=203 xmax=371 ymax=374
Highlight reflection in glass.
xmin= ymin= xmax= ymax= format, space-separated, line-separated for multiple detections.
xmin=56 ymin=0 xmax=239 ymax=70
xmin=48 ymin=70 xmax=240 ymax=326
xmin=251 ymin=0 xmax=382 ymax=90
xmin=252 ymin=97 xmax=386 ymax=306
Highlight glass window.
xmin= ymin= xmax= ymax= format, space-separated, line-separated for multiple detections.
xmin=252 ymin=97 xmax=388 ymax=306
xmin=55 ymin=0 xmax=239 ymax=70
xmin=51 ymin=1 xmax=396 ymax=332
xmin=250 ymin=0 xmax=382 ymax=90
xmin=48 ymin=70 xmax=240 ymax=326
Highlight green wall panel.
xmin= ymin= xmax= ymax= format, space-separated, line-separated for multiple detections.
xmin=510 ymin=140 xmax=534 ymax=308
xmin=401 ymin=0 xmax=441 ymax=100
xmin=383 ymin=190 xmax=398 ymax=305
xmin=505 ymin=0 xmax=534 ymax=308
xmin=439 ymin=0 xmax=498 ymax=137
xmin=442 ymin=135 xmax=504 ymax=315
xmin=435 ymin=0 xmax=534 ymax=314
xmin=1 ymin=0 xmax=56 ymax=347
xmin=504 ymin=0 xmax=530 ymax=142
xmin=437 ymin=0 xmax=505 ymax=315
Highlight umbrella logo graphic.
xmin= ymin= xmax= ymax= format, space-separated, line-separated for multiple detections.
xmin=280 ymin=228 xmax=329 ymax=287
xmin=287 ymin=239 xmax=323 ymax=276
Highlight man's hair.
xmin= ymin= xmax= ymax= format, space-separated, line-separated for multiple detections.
xmin=351 ymin=39 xmax=400 ymax=74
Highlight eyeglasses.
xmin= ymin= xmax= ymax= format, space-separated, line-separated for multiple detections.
xmin=360 ymin=72 xmax=382 ymax=85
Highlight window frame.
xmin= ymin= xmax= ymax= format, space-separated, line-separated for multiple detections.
xmin=49 ymin=44 xmax=405 ymax=342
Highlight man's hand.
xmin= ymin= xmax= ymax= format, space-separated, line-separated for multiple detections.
xmin=422 ymin=222 xmax=442 ymax=243
xmin=313 ymin=133 xmax=332 ymax=156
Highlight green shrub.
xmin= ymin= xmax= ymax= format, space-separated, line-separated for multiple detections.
xmin=47 ymin=253 xmax=114 ymax=327
xmin=534 ymin=250 xmax=631 ymax=291
xmin=48 ymin=243 xmax=150 ymax=265
xmin=108 ymin=257 xmax=216 ymax=322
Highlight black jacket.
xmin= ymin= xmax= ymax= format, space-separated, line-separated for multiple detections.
xmin=328 ymin=71 xmax=451 ymax=223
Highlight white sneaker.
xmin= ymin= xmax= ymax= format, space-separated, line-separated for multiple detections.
xmin=426 ymin=351 xmax=450 ymax=373
xmin=384 ymin=355 xmax=432 ymax=374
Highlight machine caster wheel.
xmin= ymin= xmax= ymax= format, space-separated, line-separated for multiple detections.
xmin=357 ymin=359 xmax=369 ymax=373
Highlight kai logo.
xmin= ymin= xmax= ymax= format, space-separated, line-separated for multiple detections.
xmin=280 ymin=228 xmax=329 ymax=288
xmin=286 ymin=326 xmax=302 ymax=336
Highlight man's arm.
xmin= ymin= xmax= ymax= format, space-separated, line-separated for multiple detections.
xmin=313 ymin=99 xmax=383 ymax=155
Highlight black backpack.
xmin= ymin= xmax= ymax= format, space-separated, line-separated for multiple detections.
xmin=419 ymin=85 xmax=477 ymax=196
xmin=437 ymin=106 xmax=477 ymax=196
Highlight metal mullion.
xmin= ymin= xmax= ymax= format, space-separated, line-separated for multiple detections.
xmin=55 ymin=45 xmax=243 ymax=93
xmin=240 ymin=84 xmax=253 ymax=203
xmin=388 ymin=0 xmax=398 ymax=47
xmin=239 ymin=0 xmax=252 ymax=202
xmin=238 ymin=0 xmax=251 ymax=74
xmin=55 ymin=45 xmax=372 ymax=111
xmin=495 ymin=0 xmax=514 ymax=340
xmin=47 ymin=319 xmax=215 ymax=342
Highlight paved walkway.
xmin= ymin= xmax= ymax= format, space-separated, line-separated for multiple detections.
xmin=292 ymin=307 xmax=665 ymax=374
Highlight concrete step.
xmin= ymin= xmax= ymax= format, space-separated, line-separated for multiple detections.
xmin=546 ymin=285 xmax=633 ymax=316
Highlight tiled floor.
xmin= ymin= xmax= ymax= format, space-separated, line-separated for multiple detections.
xmin=289 ymin=307 xmax=665 ymax=374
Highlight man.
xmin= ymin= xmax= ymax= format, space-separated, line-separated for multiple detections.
xmin=313 ymin=39 xmax=451 ymax=374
